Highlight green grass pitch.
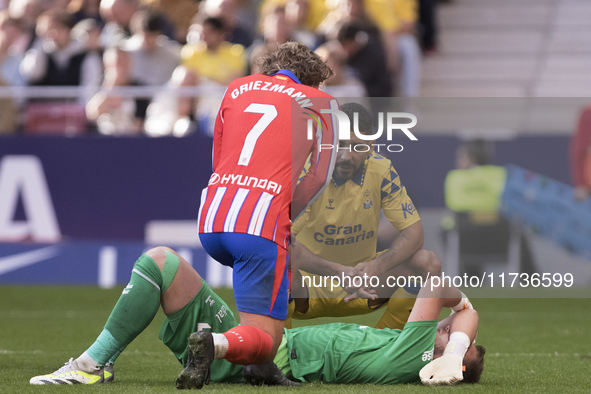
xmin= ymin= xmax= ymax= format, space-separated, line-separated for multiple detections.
xmin=1 ymin=286 xmax=591 ymax=393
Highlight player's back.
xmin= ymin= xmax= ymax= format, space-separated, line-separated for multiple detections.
xmin=284 ymin=321 xmax=435 ymax=384
xmin=199 ymin=72 xmax=336 ymax=247
xmin=213 ymin=73 xmax=332 ymax=181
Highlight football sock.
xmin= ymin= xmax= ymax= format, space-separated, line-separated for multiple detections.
xmin=85 ymin=254 xmax=163 ymax=366
xmin=107 ymin=345 xmax=127 ymax=365
xmin=84 ymin=330 xmax=122 ymax=367
xmin=374 ymin=286 xmax=419 ymax=330
xmin=75 ymin=351 xmax=101 ymax=372
xmin=211 ymin=333 xmax=229 ymax=358
xmin=219 ymin=325 xmax=273 ymax=365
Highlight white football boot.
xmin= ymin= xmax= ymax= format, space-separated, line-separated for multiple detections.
xmin=30 ymin=358 xmax=109 ymax=385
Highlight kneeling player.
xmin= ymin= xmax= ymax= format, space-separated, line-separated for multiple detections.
xmin=30 ymin=247 xmax=484 ymax=387
xmin=289 ymin=102 xmax=442 ymax=330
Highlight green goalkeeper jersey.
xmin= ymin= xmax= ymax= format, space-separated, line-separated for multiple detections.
xmin=275 ymin=321 xmax=437 ymax=384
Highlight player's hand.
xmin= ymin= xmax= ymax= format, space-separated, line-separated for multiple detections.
xmin=344 ymin=287 xmax=377 ymax=302
xmin=343 ymin=263 xmax=363 ymax=293
xmin=343 ymin=262 xmax=368 ymax=294
xmin=347 ymin=262 xmax=367 ymax=277
xmin=419 ymin=354 xmax=464 ymax=386
xmin=343 ymin=262 xmax=379 ymax=302
xmin=345 ymin=261 xmax=381 ymax=285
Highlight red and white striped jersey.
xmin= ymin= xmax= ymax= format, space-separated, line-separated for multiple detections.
xmin=198 ymin=70 xmax=338 ymax=249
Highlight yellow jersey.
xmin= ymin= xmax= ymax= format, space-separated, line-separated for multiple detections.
xmin=293 ymin=152 xmax=420 ymax=266
xmin=365 ymin=0 xmax=418 ymax=32
xmin=181 ymin=41 xmax=246 ymax=85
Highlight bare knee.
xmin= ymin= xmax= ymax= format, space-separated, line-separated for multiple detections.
xmin=146 ymin=246 xmax=177 ymax=270
xmin=146 ymin=246 xmax=202 ymax=314
xmin=411 ymin=249 xmax=442 ymax=278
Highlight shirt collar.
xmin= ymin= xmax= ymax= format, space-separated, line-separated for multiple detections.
xmin=332 ymin=158 xmax=368 ymax=187
xmin=271 ymin=69 xmax=302 ymax=84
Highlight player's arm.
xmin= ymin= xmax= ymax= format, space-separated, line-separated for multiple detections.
xmin=291 ymin=100 xmax=338 ymax=221
xmin=411 ymin=278 xmax=478 ymax=386
xmin=419 ymin=308 xmax=479 ymax=386
xmin=374 ymin=220 xmax=424 ymax=275
xmin=346 ymin=220 xmax=424 ymax=283
xmin=291 ymin=236 xmax=349 ymax=277
xmin=349 ymin=166 xmax=424 ymax=278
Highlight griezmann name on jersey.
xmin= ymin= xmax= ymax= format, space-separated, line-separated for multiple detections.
xmin=199 ymin=72 xmax=338 ymax=249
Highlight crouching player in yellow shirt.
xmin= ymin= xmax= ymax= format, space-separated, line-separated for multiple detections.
xmin=289 ymin=102 xmax=441 ymax=330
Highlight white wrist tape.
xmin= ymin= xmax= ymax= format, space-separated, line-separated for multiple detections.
xmin=444 ymin=332 xmax=471 ymax=358
xmin=451 ymin=292 xmax=470 ymax=312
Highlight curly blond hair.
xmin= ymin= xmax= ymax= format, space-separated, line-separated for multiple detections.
xmin=257 ymin=42 xmax=334 ymax=88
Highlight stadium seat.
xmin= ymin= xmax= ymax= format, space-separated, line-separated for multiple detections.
xmin=24 ymin=103 xmax=87 ymax=136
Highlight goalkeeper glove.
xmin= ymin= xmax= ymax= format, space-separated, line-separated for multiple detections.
xmin=419 ymin=353 xmax=464 ymax=386
xmin=420 ymin=331 xmax=470 ymax=386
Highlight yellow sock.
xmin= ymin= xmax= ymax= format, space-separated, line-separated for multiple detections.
xmin=284 ymin=299 xmax=295 ymax=329
xmin=375 ymin=287 xmax=417 ymax=330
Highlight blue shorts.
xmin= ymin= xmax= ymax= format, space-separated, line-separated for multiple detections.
xmin=199 ymin=232 xmax=289 ymax=320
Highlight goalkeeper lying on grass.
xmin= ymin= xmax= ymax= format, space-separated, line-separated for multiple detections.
xmin=29 ymin=246 xmax=485 ymax=388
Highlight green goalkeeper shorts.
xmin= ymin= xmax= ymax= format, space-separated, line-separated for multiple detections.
xmin=158 ymin=279 xmax=243 ymax=383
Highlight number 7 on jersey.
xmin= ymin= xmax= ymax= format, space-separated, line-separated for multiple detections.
xmin=238 ymin=103 xmax=278 ymax=166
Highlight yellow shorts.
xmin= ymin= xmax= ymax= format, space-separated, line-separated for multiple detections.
xmin=288 ymin=251 xmax=416 ymax=329
xmin=292 ymin=275 xmax=385 ymax=319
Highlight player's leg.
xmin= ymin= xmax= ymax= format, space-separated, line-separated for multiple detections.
xmin=291 ymin=271 xmax=386 ymax=320
xmin=30 ymin=246 xmax=199 ymax=385
xmin=164 ymin=267 xmax=245 ymax=387
xmin=178 ymin=233 xmax=295 ymax=389
xmin=375 ymin=249 xmax=442 ymax=329
xmin=200 ymin=233 xmax=288 ymax=361
xmin=83 ymin=247 xmax=200 ymax=366
xmin=290 ymin=250 xmax=440 ymax=329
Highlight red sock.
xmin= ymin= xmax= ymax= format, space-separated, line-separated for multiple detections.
xmin=221 ymin=325 xmax=273 ymax=365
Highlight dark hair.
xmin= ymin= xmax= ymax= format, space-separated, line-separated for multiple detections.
xmin=336 ymin=21 xmax=362 ymax=43
xmin=130 ymin=10 xmax=163 ymax=34
xmin=340 ymin=102 xmax=373 ymax=135
xmin=258 ymin=42 xmax=333 ymax=88
xmin=201 ymin=16 xmax=226 ymax=33
xmin=462 ymin=345 xmax=486 ymax=384
xmin=463 ymin=139 xmax=490 ymax=166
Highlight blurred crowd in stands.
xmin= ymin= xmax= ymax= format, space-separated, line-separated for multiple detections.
xmin=0 ymin=0 xmax=441 ymax=136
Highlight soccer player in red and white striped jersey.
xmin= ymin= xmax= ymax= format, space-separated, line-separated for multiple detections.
xmin=198 ymin=70 xmax=338 ymax=249
xmin=181 ymin=42 xmax=338 ymax=388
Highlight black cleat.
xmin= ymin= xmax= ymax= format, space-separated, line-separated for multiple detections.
xmin=176 ymin=332 xmax=214 ymax=390
xmin=243 ymin=363 xmax=301 ymax=387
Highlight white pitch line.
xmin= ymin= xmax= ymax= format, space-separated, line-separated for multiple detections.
xmin=0 ymin=349 xmax=172 ymax=356
xmin=491 ymin=352 xmax=586 ymax=357
xmin=0 ymin=310 xmax=104 ymax=318
xmin=0 ymin=349 xmax=43 ymax=354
